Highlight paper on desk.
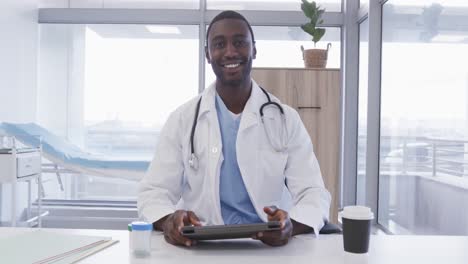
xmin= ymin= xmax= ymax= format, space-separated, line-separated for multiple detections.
xmin=50 ymin=240 xmax=119 ymax=264
xmin=0 ymin=230 xmax=116 ymax=264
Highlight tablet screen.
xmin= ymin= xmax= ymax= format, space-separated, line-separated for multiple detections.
xmin=181 ymin=221 xmax=281 ymax=240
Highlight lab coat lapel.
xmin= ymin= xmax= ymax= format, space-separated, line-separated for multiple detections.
xmin=198 ymin=83 xmax=215 ymax=118
xmin=238 ymin=81 xmax=263 ymax=132
xmin=237 ymin=82 xmax=265 ymax=218
xmin=199 ymin=83 xmax=224 ymax=224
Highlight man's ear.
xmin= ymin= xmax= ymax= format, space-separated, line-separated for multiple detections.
xmin=253 ymin=45 xmax=257 ymax=60
xmin=205 ymin=46 xmax=211 ymax=64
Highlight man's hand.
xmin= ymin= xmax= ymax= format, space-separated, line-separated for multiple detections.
xmin=253 ymin=206 xmax=293 ymax=246
xmin=155 ymin=210 xmax=201 ymax=247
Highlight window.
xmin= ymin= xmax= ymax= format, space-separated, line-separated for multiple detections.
xmin=39 ymin=0 xmax=199 ymax=9
xmin=38 ymin=24 xmax=199 ymax=200
xmin=359 ymin=0 xmax=368 ymax=9
xmin=83 ymin=25 xmax=198 ymax=158
xmin=205 ymin=26 xmax=341 ymax=85
xmin=379 ymin=0 xmax=468 ymax=235
xmin=36 ymin=4 xmax=343 ymax=228
xmin=207 ymin=0 xmax=342 ymax=12
xmin=357 ymin=19 xmax=368 ymax=205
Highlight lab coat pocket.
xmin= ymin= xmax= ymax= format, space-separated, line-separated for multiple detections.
xmin=259 ymin=149 xmax=287 ymax=196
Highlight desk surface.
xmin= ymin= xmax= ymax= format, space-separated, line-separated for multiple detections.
xmin=1 ymin=227 xmax=467 ymax=264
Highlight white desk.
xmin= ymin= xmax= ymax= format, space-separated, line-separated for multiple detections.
xmin=1 ymin=227 xmax=467 ymax=264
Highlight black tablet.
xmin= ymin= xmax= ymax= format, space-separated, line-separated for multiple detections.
xmin=181 ymin=221 xmax=281 ymax=240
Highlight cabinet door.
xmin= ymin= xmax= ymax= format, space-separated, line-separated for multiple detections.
xmin=17 ymin=151 xmax=41 ymax=178
xmin=301 ymin=70 xmax=340 ymax=224
xmin=286 ymin=70 xmax=322 ymax=109
xmin=251 ymin=69 xmax=291 ymax=106
xmin=252 ymin=68 xmax=341 ymax=223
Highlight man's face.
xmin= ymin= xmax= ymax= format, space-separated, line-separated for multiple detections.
xmin=206 ymin=18 xmax=256 ymax=87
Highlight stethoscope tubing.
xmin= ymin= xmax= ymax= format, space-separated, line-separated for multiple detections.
xmin=189 ymin=86 xmax=285 ymax=169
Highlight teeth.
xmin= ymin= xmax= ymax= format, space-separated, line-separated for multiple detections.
xmin=224 ymin=63 xmax=240 ymax=68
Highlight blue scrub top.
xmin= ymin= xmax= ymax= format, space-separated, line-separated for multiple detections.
xmin=215 ymin=94 xmax=263 ymax=225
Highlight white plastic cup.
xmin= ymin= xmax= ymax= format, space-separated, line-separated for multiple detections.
xmin=128 ymin=223 xmax=133 ymax=251
xmin=131 ymin=221 xmax=152 ymax=257
xmin=338 ymin=206 xmax=374 ymax=254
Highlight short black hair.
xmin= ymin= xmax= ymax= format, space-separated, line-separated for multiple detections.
xmin=205 ymin=10 xmax=255 ymax=48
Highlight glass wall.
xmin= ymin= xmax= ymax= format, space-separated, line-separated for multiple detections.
xmin=39 ymin=0 xmax=200 ymax=9
xmin=39 ymin=0 xmax=343 ymax=10
xmin=38 ymin=24 xmax=199 ymax=200
xmin=357 ymin=18 xmax=368 ymax=205
xmin=379 ymin=0 xmax=468 ymax=235
xmin=37 ymin=0 xmax=344 ymax=209
xmin=206 ymin=26 xmax=341 ymax=84
xmin=83 ymin=24 xmax=198 ymax=159
xmin=207 ymin=0 xmax=342 ymax=12
xmin=359 ymin=0 xmax=368 ymax=8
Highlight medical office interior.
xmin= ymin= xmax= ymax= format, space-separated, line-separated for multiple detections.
xmin=1 ymin=0 xmax=468 ymax=238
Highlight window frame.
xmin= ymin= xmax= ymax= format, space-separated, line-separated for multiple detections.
xmin=37 ymin=0 xmax=354 ymax=225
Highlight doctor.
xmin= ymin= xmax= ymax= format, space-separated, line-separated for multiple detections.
xmin=138 ymin=10 xmax=331 ymax=247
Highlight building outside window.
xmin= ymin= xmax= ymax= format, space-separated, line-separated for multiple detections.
xmin=357 ymin=18 xmax=368 ymax=205
xmin=379 ymin=0 xmax=468 ymax=235
xmin=38 ymin=24 xmax=199 ymax=200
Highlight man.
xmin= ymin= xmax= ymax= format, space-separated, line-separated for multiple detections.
xmin=138 ymin=10 xmax=331 ymax=247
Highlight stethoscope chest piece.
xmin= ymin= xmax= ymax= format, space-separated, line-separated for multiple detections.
xmin=189 ymin=153 xmax=199 ymax=170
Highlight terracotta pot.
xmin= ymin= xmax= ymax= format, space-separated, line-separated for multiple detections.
xmin=301 ymin=43 xmax=331 ymax=68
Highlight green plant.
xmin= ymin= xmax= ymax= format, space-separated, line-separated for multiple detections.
xmin=300 ymin=0 xmax=326 ymax=47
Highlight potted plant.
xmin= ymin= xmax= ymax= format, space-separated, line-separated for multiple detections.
xmin=300 ymin=0 xmax=331 ymax=68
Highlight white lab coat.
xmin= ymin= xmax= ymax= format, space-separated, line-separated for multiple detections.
xmin=138 ymin=80 xmax=331 ymax=234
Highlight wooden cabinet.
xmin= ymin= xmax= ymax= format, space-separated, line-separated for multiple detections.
xmin=252 ymin=68 xmax=341 ymax=223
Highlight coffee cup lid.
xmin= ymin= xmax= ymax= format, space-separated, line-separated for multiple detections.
xmin=339 ymin=206 xmax=374 ymax=221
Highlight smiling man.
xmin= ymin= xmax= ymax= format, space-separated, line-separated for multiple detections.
xmin=138 ymin=10 xmax=331 ymax=247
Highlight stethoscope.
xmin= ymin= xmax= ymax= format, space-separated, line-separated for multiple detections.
xmin=188 ymin=86 xmax=288 ymax=170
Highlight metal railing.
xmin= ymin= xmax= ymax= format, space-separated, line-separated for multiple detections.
xmin=377 ymin=136 xmax=468 ymax=177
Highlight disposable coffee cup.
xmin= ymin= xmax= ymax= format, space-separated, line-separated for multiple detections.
xmin=338 ymin=206 xmax=374 ymax=254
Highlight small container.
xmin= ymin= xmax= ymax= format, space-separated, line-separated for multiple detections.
xmin=130 ymin=221 xmax=152 ymax=257
xmin=128 ymin=223 xmax=133 ymax=251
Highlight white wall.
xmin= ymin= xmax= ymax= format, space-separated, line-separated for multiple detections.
xmin=381 ymin=173 xmax=468 ymax=235
xmin=0 ymin=1 xmax=38 ymax=122
xmin=37 ymin=24 xmax=69 ymax=137
xmin=415 ymin=177 xmax=468 ymax=235
xmin=0 ymin=0 xmax=39 ymax=224
xmin=37 ymin=24 xmax=86 ymax=145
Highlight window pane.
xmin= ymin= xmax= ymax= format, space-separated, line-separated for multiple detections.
xmin=38 ymin=24 xmax=199 ymax=200
xmin=205 ymin=26 xmax=341 ymax=85
xmin=379 ymin=1 xmax=468 ymax=235
xmin=359 ymin=0 xmax=369 ymax=8
xmin=207 ymin=0 xmax=341 ymax=12
xmin=39 ymin=0 xmax=199 ymax=9
xmin=387 ymin=0 xmax=468 ymax=7
xmin=357 ymin=19 xmax=368 ymax=205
